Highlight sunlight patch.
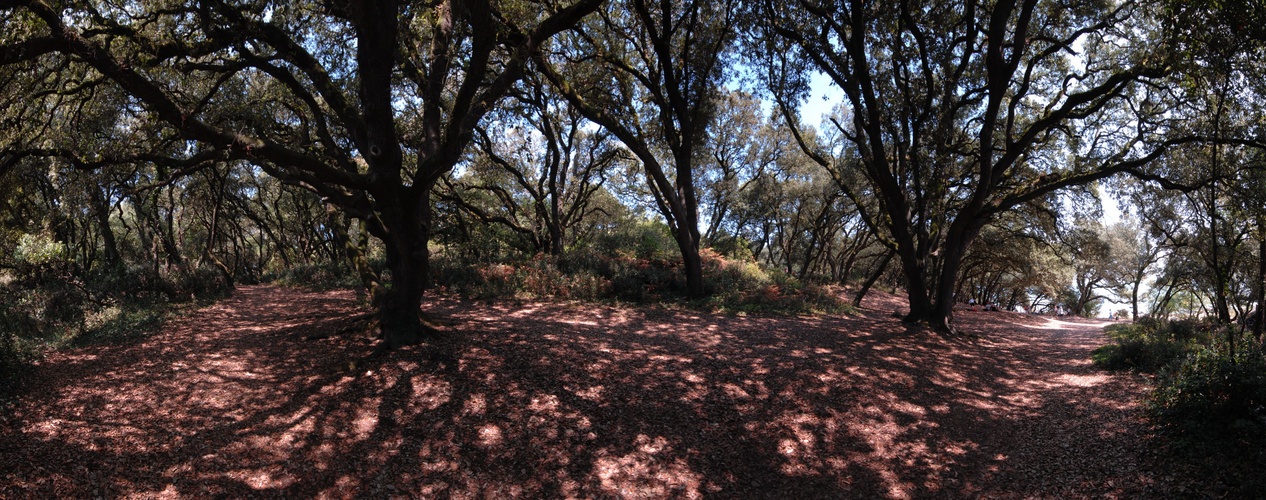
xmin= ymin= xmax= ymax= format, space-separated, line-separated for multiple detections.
xmin=593 ymin=434 xmax=703 ymax=499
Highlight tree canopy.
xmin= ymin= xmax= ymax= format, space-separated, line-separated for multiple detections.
xmin=1 ymin=0 xmax=1264 ymax=347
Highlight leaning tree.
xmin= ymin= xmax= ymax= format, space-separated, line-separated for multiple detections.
xmin=0 ymin=0 xmax=602 ymax=347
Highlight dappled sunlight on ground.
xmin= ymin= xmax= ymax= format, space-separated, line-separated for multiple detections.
xmin=0 ymin=286 xmax=1163 ymax=497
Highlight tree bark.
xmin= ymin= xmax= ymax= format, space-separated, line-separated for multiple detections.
xmin=90 ymin=186 xmax=120 ymax=270
xmin=898 ymin=243 xmax=935 ymax=326
xmin=673 ymin=222 xmax=705 ymax=299
xmin=852 ymin=248 xmax=894 ymax=308
xmin=928 ymin=223 xmax=982 ymax=333
xmin=372 ymin=189 xmax=436 ymax=348
xmin=1131 ymin=278 xmax=1142 ymax=322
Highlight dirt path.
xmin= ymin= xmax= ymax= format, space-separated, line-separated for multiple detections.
xmin=1 ymin=285 xmax=1167 ymax=498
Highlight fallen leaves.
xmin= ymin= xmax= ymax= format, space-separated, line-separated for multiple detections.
xmin=0 ymin=286 xmax=1187 ymax=498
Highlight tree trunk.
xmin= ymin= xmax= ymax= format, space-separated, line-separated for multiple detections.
xmin=852 ymin=249 xmax=894 ymax=308
xmin=1131 ymin=277 xmax=1142 ymax=322
xmin=199 ymin=169 xmax=235 ymax=289
xmin=161 ymin=187 xmax=183 ymax=267
xmin=898 ymin=245 xmax=935 ymax=325
xmin=920 ymin=218 xmax=983 ymax=334
xmin=673 ymin=225 xmax=705 ymax=298
xmin=375 ymin=191 xmax=436 ymax=348
xmin=90 ymin=186 xmax=121 ymax=270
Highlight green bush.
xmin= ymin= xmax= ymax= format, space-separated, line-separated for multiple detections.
xmin=700 ymin=249 xmax=849 ymax=315
xmin=0 ymin=261 xmax=226 ymax=383
xmin=1092 ymin=322 xmax=1188 ymax=372
xmin=1162 ymin=318 xmax=1210 ymax=343
xmin=72 ymin=303 xmax=170 ymax=347
xmin=434 ymin=253 xmax=620 ymax=301
xmin=1092 ymin=321 xmax=1197 ymax=373
xmin=1092 ymin=337 xmax=1188 ymax=372
xmin=267 ymin=262 xmax=364 ymax=291
xmin=1151 ymin=344 xmax=1266 ymax=433
xmin=430 ymin=247 xmax=850 ymax=315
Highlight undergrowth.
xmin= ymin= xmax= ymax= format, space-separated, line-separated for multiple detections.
xmin=266 ymin=262 xmax=367 ymax=291
xmin=431 ymin=248 xmax=852 ymax=316
xmin=1091 ymin=318 xmax=1203 ymax=373
xmin=1094 ymin=318 xmax=1266 ymax=495
xmin=1 ymin=263 xmax=232 ymax=397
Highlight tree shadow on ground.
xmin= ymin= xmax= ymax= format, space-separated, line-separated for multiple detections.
xmin=0 ymin=286 xmax=1167 ymax=498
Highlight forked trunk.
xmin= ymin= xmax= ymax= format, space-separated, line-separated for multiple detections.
xmin=899 ymin=219 xmax=980 ymax=336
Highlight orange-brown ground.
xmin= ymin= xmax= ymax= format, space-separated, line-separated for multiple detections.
xmin=1 ymin=286 xmax=1174 ymax=498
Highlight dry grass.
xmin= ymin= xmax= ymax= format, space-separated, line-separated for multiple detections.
xmin=0 ymin=286 xmax=1175 ymax=498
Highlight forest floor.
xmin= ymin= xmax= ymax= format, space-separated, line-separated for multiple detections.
xmin=0 ymin=285 xmax=1212 ymax=498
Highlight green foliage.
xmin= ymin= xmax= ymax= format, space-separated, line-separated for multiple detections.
xmin=267 ymin=262 xmax=366 ymax=291
xmin=431 ymin=245 xmax=850 ymax=316
xmin=160 ymin=265 xmax=235 ymax=303
xmin=13 ymin=232 xmax=68 ymax=267
xmin=1091 ymin=336 xmax=1187 ymax=372
xmin=1151 ymin=341 xmax=1266 ymax=435
xmin=593 ymin=221 xmax=679 ymax=261
xmin=700 ymin=249 xmax=850 ymax=315
xmin=1145 ymin=331 xmax=1266 ymax=495
xmin=432 ymin=253 xmax=610 ymax=301
xmin=0 ymin=263 xmax=231 ymax=384
xmin=1092 ymin=320 xmax=1204 ymax=373
xmin=1096 ymin=318 xmax=1266 ymax=491
xmin=71 ymin=303 xmax=169 ymax=347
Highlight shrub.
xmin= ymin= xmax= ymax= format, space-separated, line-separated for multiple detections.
xmin=1151 ymin=344 xmax=1266 ymax=433
xmin=433 ymin=252 xmax=617 ymax=301
xmin=430 ymin=247 xmax=850 ymax=315
xmin=268 ymin=262 xmax=364 ymax=291
xmin=0 ymin=260 xmax=225 ymax=383
xmin=1161 ymin=318 xmax=1210 ymax=343
xmin=72 ymin=303 xmax=170 ymax=347
xmin=162 ymin=264 xmax=234 ymax=302
xmin=1091 ymin=337 xmax=1187 ymax=372
xmin=700 ymin=249 xmax=850 ymax=315
xmin=1092 ymin=321 xmax=1196 ymax=373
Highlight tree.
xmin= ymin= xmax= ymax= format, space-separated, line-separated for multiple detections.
xmin=1061 ymin=220 xmax=1128 ymax=317
xmin=761 ymin=0 xmax=1209 ymax=333
xmin=1105 ymin=217 xmax=1164 ymax=321
xmin=437 ymin=71 xmax=627 ymax=257
xmin=0 ymin=0 xmax=603 ymax=347
xmin=537 ymin=0 xmax=738 ymax=298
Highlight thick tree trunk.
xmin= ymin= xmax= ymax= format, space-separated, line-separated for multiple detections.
xmin=375 ymin=195 xmax=435 ymax=348
xmin=898 ymin=246 xmax=935 ymax=324
xmin=901 ymin=218 xmax=982 ymax=335
xmin=930 ymin=235 xmax=972 ymax=334
xmin=673 ymin=226 xmax=705 ymax=299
